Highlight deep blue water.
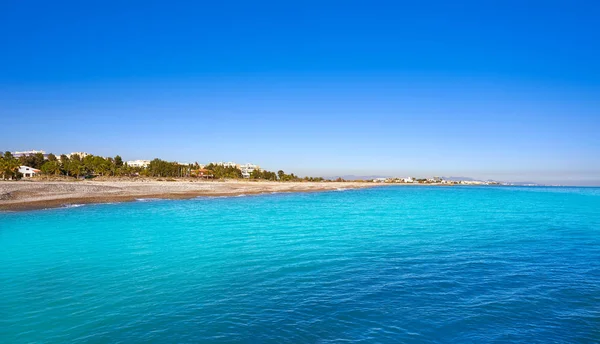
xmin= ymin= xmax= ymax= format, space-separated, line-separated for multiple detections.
xmin=1 ymin=186 xmax=599 ymax=343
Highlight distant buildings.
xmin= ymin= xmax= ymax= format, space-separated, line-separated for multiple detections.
xmin=457 ymin=180 xmax=496 ymax=185
xmin=207 ymin=162 xmax=260 ymax=178
xmin=210 ymin=162 xmax=239 ymax=168
xmin=18 ymin=166 xmax=40 ymax=178
xmin=371 ymin=176 xmax=500 ymax=185
xmin=126 ymin=160 xmax=151 ymax=168
xmin=239 ymin=163 xmax=260 ymax=178
xmin=66 ymin=152 xmax=91 ymax=159
xmin=12 ymin=150 xmax=92 ymax=160
xmin=12 ymin=150 xmax=48 ymax=158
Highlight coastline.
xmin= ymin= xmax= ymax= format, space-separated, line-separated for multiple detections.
xmin=0 ymin=179 xmax=384 ymax=212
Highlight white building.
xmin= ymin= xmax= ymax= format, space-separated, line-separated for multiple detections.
xmin=210 ymin=162 xmax=239 ymax=168
xmin=126 ymin=160 xmax=151 ymax=168
xmin=19 ymin=166 xmax=40 ymax=178
xmin=239 ymin=163 xmax=260 ymax=178
xmin=13 ymin=150 xmax=47 ymax=158
xmin=66 ymin=152 xmax=91 ymax=159
xmin=373 ymin=178 xmax=387 ymax=183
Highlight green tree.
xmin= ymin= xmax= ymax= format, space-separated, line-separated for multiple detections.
xmin=18 ymin=152 xmax=45 ymax=169
xmin=114 ymin=155 xmax=123 ymax=167
xmin=147 ymin=158 xmax=182 ymax=177
xmin=59 ymin=155 xmax=70 ymax=176
xmin=250 ymin=169 xmax=263 ymax=179
xmin=204 ymin=163 xmax=243 ymax=179
xmin=41 ymin=160 xmax=61 ymax=176
xmin=69 ymin=159 xmax=83 ymax=178
xmin=0 ymin=153 xmax=21 ymax=180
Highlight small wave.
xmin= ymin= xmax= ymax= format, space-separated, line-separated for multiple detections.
xmin=335 ymin=188 xmax=348 ymax=191
xmin=62 ymin=204 xmax=85 ymax=208
xmin=236 ymin=194 xmax=247 ymax=197
xmin=135 ymin=198 xmax=161 ymax=202
xmin=194 ymin=195 xmax=228 ymax=199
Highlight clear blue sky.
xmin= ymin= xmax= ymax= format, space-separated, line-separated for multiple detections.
xmin=1 ymin=1 xmax=599 ymax=184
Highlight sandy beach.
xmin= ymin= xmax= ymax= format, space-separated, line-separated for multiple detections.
xmin=0 ymin=179 xmax=379 ymax=211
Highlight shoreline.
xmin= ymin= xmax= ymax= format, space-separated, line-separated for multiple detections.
xmin=0 ymin=188 xmax=355 ymax=212
xmin=0 ymin=180 xmax=384 ymax=212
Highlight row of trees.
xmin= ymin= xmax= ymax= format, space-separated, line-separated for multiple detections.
xmin=0 ymin=151 xmax=134 ymax=179
xmin=146 ymin=159 xmax=192 ymax=178
xmin=1 ymin=150 xmax=326 ymax=181
xmin=250 ymin=169 xmax=278 ymax=181
xmin=39 ymin=154 xmax=128 ymax=178
xmin=249 ymin=169 xmax=324 ymax=182
xmin=17 ymin=152 xmax=46 ymax=170
xmin=201 ymin=164 xmax=324 ymax=182
xmin=203 ymin=163 xmax=243 ymax=179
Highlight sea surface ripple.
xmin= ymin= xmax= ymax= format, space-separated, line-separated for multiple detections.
xmin=1 ymin=186 xmax=599 ymax=343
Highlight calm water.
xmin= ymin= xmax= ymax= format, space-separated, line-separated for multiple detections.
xmin=1 ymin=186 xmax=599 ymax=343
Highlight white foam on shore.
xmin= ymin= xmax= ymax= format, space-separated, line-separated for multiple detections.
xmin=63 ymin=204 xmax=85 ymax=208
xmin=135 ymin=198 xmax=162 ymax=202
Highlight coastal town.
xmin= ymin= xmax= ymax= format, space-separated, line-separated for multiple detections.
xmin=370 ymin=177 xmax=501 ymax=185
xmin=2 ymin=149 xmax=503 ymax=185
xmin=1 ymin=149 xmax=309 ymax=181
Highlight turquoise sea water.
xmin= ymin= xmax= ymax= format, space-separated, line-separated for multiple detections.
xmin=1 ymin=186 xmax=599 ymax=343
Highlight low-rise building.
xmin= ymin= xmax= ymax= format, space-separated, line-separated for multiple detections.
xmin=210 ymin=162 xmax=239 ymax=168
xmin=239 ymin=163 xmax=260 ymax=178
xmin=19 ymin=166 xmax=40 ymax=178
xmin=13 ymin=150 xmax=48 ymax=158
xmin=66 ymin=152 xmax=91 ymax=159
xmin=459 ymin=180 xmax=485 ymax=185
xmin=127 ymin=160 xmax=151 ymax=168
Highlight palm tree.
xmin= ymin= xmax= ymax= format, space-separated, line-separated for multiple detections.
xmin=0 ymin=159 xmax=5 ymax=180
xmin=1 ymin=157 xmax=20 ymax=180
